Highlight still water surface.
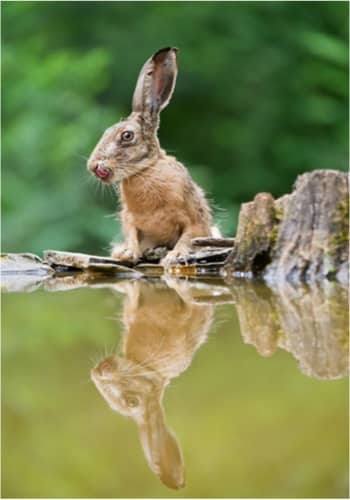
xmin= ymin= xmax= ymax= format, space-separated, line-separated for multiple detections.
xmin=2 ymin=275 xmax=349 ymax=498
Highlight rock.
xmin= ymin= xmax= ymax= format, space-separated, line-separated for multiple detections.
xmin=141 ymin=246 xmax=168 ymax=262
xmin=223 ymin=193 xmax=276 ymax=273
xmin=191 ymin=237 xmax=235 ymax=248
xmin=142 ymin=245 xmax=231 ymax=265
xmin=43 ymin=250 xmax=141 ymax=276
xmin=224 ymin=170 xmax=349 ymax=284
xmin=42 ymin=249 xmax=230 ymax=278
xmin=266 ymin=170 xmax=349 ymax=284
xmin=176 ymin=247 xmax=231 ymax=265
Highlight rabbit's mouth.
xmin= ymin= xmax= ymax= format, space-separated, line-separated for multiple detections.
xmin=94 ymin=165 xmax=112 ymax=182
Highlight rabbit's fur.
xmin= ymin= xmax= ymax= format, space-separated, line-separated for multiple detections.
xmin=91 ymin=279 xmax=213 ymax=489
xmin=87 ymin=48 xmax=212 ymax=266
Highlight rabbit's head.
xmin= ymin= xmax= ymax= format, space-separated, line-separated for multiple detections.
xmin=87 ymin=47 xmax=178 ymax=183
xmin=91 ymin=354 xmax=160 ymax=417
xmin=91 ymin=354 xmax=185 ymax=489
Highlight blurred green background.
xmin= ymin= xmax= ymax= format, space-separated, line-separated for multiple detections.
xmin=2 ymin=1 xmax=349 ymax=254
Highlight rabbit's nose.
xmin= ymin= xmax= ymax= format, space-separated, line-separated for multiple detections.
xmin=97 ymin=356 xmax=117 ymax=375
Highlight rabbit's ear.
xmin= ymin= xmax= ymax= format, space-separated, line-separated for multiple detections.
xmin=137 ymin=399 xmax=185 ymax=490
xmin=132 ymin=47 xmax=178 ymax=119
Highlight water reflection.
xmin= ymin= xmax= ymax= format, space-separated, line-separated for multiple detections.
xmin=232 ymin=281 xmax=349 ymax=379
xmin=88 ymin=277 xmax=348 ymax=490
xmin=91 ymin=279 xmax=215 ymax=489
xmin=2 ymin=271 xmax=348 ymax=492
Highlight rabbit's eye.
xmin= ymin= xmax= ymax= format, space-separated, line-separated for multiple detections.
xmin=125 ymin=395 xmax=139 ymax=408
xmin=121 ymin=130 xmax=134 ymax=142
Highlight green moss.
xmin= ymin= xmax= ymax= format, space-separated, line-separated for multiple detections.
xmin=267 ymin=225 xmax=279 ymax=245
xmin=334 ymin=197 xmax=349 ymax=225
xmin=325 ymin=196 xmax=349 ymax=256
xmin=332 ymin=231 xmax=348 ymax=246
xmin=267 ymin=204 xmax=284 ymax=247
xmin=274 ymin=205 xmax=284 ymax=222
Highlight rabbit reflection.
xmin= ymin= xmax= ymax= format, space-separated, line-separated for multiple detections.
xmin=91 ymin=279 xmax=214 ymax=490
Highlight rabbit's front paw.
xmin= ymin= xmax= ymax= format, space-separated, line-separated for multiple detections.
xmin=111 ymin=244 xmax=141 ymax=263
xmin=161 ymin=248 xmax=190 ymax=269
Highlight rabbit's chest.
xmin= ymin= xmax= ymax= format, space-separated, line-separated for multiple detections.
xmin=134 ymin=211 xmax=182 ymax=245
xmin=121 ymin=179 xmax=185 ymax=244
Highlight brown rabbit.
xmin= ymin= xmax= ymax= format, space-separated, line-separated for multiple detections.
xmin=87 ymin=47 xmax=213 ymax=266
xmin=91 ymin=279 xmax=214 ymax=489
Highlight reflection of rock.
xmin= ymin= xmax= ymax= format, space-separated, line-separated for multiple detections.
xmin=274 ymin=283 xmax=349 ymax=379
xmin=0 ymin=253 xmax=53 ymax=275
xmin=91 ymin=280 xmax=214 ymax=490
xmin=232 ymin=282 xmax=281 ymax=357
xmin=232 ymin=282 xmax=349 ymax=380
xmin=0 ymin=253 xmax=53 ymax=292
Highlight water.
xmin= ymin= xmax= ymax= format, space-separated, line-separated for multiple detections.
xmin=2 ymin=274 xmax=349 ymax=498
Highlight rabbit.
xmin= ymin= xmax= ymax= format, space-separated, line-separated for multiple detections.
xmin=87 ymin=47 xmax=214 ymax=267
xmin=91 ymin=279 xmax=214 ymax=489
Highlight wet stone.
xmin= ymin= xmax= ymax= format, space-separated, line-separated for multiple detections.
xmin=191 ymin=237 xmax=235 ymax=248
xmin=176 ymin=247 xmax=231 ymax=265
xmin=43 ymin=250 xmax=141 ymax=276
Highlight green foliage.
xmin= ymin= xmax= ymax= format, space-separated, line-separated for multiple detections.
xmin=2 ymin=1 xmax=348 ymax=253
